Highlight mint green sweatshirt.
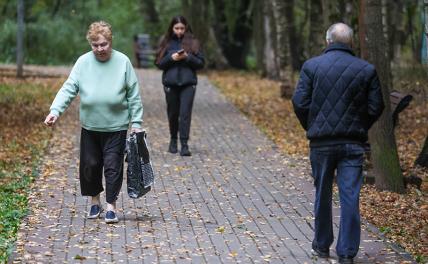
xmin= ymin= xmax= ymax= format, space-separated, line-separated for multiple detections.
xmin=50 ymin=50 xmax=143 ymax=132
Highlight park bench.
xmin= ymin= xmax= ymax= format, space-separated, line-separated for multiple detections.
xmin=133 ymin=34 xmax=155 ymax=68
xmin=390 ymin=90 xmax=413 ymax=128
xmin=364 ymin=90 xmax=414 ymax=184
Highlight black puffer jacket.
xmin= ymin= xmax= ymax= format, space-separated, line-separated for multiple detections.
xmin=156 ymin=35 xmax=205 ymax=87
xmin=292 ymin=43 xmax=385 ymax=147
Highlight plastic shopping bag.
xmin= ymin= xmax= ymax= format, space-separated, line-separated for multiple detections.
xmin=125 ymin=131 xmax=154 ymax=198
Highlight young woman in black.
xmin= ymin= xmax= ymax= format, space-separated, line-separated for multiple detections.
xmin=155 ymin=16 xmax=204 ymax=156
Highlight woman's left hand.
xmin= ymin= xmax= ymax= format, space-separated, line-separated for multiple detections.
xmin=179 ymin=52 xmax=188 ymax=60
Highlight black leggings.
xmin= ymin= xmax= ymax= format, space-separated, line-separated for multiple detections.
xmin=79 ymin=128 xmax=127 ymax=204
xmin=164 ymin=85 xmax=196 ymax=141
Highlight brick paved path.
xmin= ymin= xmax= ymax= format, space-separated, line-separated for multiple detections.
xmin=12 ymin=68 xmax=414 ymax=263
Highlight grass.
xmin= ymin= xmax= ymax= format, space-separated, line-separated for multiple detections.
xmin=0 ymin=76 xmax=59 ymax=262
xmin=0 ymin=167 xmax=34 ymax=261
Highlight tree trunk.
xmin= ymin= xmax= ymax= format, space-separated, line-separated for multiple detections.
xmin=284 ymin=0 xmax=302 ymax=70
xmin=253 ymin=0 xmax=266 ymax=74
xmin=141 ymin=0 xmax=159 ymax=24
xmin=416 ymin=136 xmax=428 ymax=168
xmin=407 ymin=3 xmax=420 ymax=62
xmin=51 ymin=0 xmax=61 ymax=18
xmin=358 ymin=0 xmax=368 ymax=61
xmin=386 ymin=0 xmax=405 ymax=64
xmin=212 ymin=0 xmax=253 ymax=69
xmin=272 ymin=0 xmax=294 ymax=98
xmin=182 ymin=0 xmax=228 ymax=69
xmin=338 ymin=0 xmax=347 ymax=22
xmin=207 ymin=27 xmax=229 ymax=69
xmin=337 ymin=0 xmax=355 ymax=25
xmin=253 ymin=0 xmax=281 ymax=75
xmin=16 ymin=0 xmax=24 ymax=79
xmin=139 ymin=0 xmax=161 ymax=47
xmin=359 ymin=0 xmax=404 ymax=193
xmin=321 ymin=0 xmax=330 ymax=27
xmin=264 ymin=0 xmax=280 ymax=79
xmin=309 ymin=0 xmax=325 ymax=57
xmin=2 ymin=0 xmax=10 ymax=17
xmin=423 ymin=0 xmax=428 ymax=64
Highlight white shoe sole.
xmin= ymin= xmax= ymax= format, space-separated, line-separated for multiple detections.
xmin=87 ymin=208 xmax=102 ymax=219
xmin=105 ymin=217 xmax=119 ymax=224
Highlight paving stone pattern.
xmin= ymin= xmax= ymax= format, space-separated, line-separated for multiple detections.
xmin=12 ymin=69 xmax=415 ymax=264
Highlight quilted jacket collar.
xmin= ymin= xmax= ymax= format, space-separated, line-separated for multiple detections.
xmin=324 ymin=43 xmax=355 ymax=56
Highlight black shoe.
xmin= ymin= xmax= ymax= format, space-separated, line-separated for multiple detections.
xmin=338 ymin=256 xmax=353 ymax=264
xmin=312 ymin=246 xmax=329 ymax=258
xmin=180 ymin=142 xmax=191 ymax=156
xmin=168 ymin=138 xmax=178 ymax=153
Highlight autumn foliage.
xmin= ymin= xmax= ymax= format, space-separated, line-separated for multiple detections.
xmin=0 ymin=72 xmax=60 ymax=261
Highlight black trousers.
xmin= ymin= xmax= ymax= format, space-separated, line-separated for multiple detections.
xmin=164 ymin=85 xmax=196 ymax=141
xmin=79 ymin=128 xmax=127 ymax=204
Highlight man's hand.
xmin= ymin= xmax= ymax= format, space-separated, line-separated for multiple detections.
xmin=131 ymin=127 xmax=143 ymax=133
xmin=44 ymin=114 xmax=58 ymax=127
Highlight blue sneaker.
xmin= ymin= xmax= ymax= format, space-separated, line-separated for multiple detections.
xmin=87 ymin=204 xmax=102 ymax=219
xmin=105 ymin=211 xmax=119 ymax=223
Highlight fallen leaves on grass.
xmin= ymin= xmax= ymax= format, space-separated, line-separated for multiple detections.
xmin=361 ymin=185 xmax=428 ymax=259
xmin=0 ymin=73 xmax=63 ymax=262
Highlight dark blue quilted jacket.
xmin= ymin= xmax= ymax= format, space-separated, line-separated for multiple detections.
xmin=292 ymin=43 xmax=385 ymax=147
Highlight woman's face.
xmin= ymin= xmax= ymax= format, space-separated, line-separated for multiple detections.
xmin=172 ymin=22 xmax=186 ymax=38
xmin=90 ymin=34 xmax=112 ymax=62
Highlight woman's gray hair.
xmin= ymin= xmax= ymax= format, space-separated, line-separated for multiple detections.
xmin=325 ymin=23 xmax=353 ymax=45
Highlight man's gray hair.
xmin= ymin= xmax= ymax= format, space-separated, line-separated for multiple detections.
xmin=325 ymin=23 xmax=353 ymax=45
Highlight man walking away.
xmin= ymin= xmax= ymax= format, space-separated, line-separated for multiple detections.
xmin=292 ymin=23 xmax=384 ymax=264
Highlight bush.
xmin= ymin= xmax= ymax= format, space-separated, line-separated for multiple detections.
xmin=0 ymin=20 xmax=18 ymax=63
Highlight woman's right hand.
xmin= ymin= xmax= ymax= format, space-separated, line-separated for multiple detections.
xmin=44 ymin=113 xmax=58 ymax=127
xmin=171 ymin=52 xmax=187 ymax=61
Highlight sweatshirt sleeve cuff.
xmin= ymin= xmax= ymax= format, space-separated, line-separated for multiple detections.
xmin=131 ymin=122 xmax=142 ymax=129
xmin=50 ymin=109 xmax=60 ymax=117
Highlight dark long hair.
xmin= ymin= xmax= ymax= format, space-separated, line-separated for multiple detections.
xmin=155 ymin=15 xmax=200 ymax=65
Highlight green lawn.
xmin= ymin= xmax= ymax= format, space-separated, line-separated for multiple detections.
xmin=0 ymin=78 xmax=57 ymax=262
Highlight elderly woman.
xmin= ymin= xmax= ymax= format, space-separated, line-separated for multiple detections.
xmin=44 ymin=21 xmax=143 ymax=224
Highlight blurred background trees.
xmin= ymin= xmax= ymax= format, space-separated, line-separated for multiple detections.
xmin=0 ymin=0 xmax=181 ymax=64
xmin=0 ymin=0 xmax=424 ymax=69
xmin=1 ymin=0 xmax=427 ymax=192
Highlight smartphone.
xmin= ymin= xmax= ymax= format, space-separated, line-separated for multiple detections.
xmin=177 ymin=49 xmax=185 ymax=55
